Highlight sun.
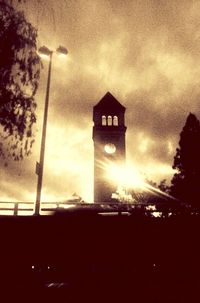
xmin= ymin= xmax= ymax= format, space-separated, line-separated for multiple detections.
xmin=105 ymin=162 xmax=146 ymax=190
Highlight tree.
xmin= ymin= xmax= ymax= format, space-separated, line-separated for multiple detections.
xmin=0 ymin=2 xmax=40 ymax=160
xmin=158 ymin=179 xmax=170 ymax=194
xmin=171 ymin=113 xmax=200 ymax=206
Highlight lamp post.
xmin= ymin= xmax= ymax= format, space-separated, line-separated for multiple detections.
xmin=35 ymin=45 xmax=68 ymax=215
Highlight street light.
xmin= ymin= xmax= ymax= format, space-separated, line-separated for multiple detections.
xmin=35 ymin=45 xmax=68 ymax=215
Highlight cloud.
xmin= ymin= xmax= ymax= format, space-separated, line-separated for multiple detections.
xmin=1 ymin=0 xmax=200 ymax=202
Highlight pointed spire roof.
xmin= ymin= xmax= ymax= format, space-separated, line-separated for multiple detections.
xmin=94 ymin=92 xmax=125 ymax=113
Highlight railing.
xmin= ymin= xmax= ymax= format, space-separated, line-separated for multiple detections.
xmin=0 ymin=201 xmax=71 ymax=216
xmin=0 ymin=201 xmax=197 ymax=217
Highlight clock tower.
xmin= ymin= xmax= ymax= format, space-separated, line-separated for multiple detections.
xmin=93 ymin=92 xmax=127 ymax=203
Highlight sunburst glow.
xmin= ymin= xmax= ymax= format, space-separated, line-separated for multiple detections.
xmin=100 ymin=159 xmax=177 ymax=203
xmin=104 ymin=161 xmax=146 ymax=190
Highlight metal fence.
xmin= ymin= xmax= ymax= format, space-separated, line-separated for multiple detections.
xmin=0 ymin=201 xmax=70 ymax=215
xmin=0 ymin=201 xmax=198 ymax=217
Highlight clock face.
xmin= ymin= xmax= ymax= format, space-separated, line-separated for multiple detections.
xmin=104 ymin=143 xmax=116 ymax=154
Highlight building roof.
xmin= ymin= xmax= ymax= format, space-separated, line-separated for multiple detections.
xmin=94 ymin=92 xmax=126 ymax=112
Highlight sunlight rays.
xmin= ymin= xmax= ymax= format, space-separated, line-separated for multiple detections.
xmin=96 ymin=158 xmax=177 ymax=203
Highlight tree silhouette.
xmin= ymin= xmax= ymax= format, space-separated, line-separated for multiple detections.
xmin=0 ymin=2 xmax=40 ymax=160
xmin=158 ymin=179 xmax=170 ymax=194
xmin=171 ymin=113 xmax=200 ymax=206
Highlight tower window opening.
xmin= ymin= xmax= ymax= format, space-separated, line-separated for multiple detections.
xmin=113 ymin=116 xmax=118 ymax=126
xmin=108 ymin=116 xmax=112 ymax=126
xmin=102 ymin=115 xmax=106 ymax=126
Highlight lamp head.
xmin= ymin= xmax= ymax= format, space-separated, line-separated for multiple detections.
xmin=38 ymin=46 xmax=52 ymax=57
xmin=56 ymin=46 xmax=68 ymax=56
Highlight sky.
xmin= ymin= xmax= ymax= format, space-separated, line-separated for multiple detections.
xmin=1 ymin=0 xmax=200 ymax=205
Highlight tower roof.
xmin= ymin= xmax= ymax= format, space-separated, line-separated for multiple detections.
xmin=94 ymin=92 xmax=126 ymax=113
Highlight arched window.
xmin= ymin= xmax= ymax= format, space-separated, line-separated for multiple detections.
xmin=102 ymin=115 xmax=106 ymax=126
xmin=108 ymin=115 xmax=112 ymax=126
xmin=113 ymin=116 xmax=118 ymax=126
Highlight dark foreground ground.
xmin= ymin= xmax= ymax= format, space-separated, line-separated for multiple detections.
xmin=0 ymin=208 xmax=200 ymax=302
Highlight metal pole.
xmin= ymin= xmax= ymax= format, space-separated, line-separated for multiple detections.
xmin=35 ymin=52 xmax=53 ymax=215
